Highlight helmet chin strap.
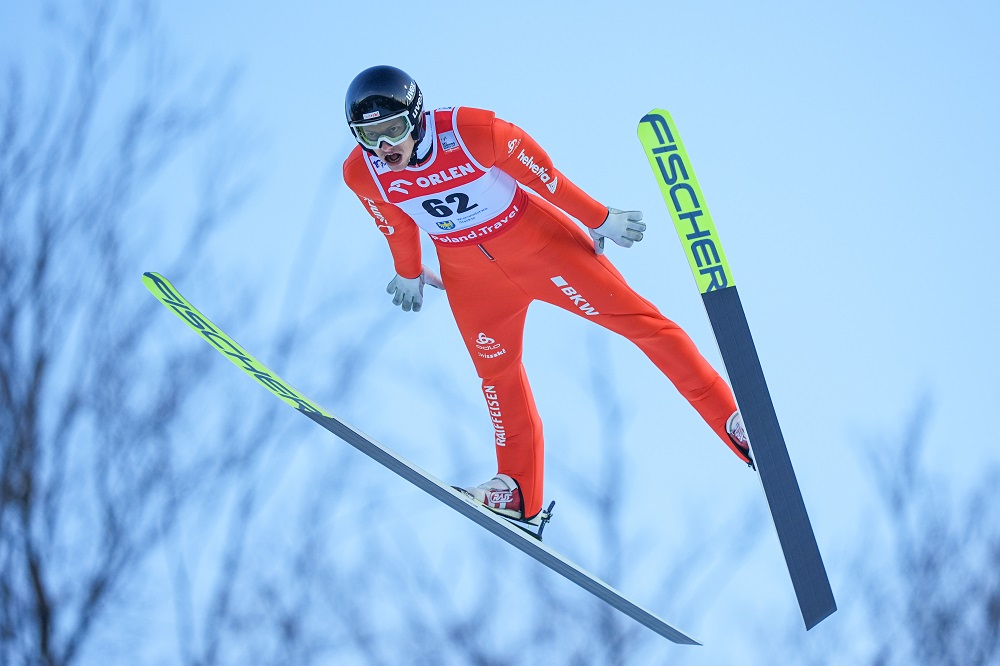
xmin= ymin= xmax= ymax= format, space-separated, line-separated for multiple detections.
xmin=408 ymin=115 xmax=432 ymax=166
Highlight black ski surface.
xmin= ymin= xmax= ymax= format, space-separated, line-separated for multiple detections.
xmin=142 ymin=271 xmax=700 ymax=645
xmin=637 ymin=110 xmax=836 ymax=630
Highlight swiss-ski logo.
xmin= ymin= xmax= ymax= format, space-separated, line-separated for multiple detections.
xmin=475 ymin=332 xmax=506 ymax=359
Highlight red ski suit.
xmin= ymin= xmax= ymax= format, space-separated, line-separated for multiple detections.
xmin=343 ymin=106 xmax=739 ymax=518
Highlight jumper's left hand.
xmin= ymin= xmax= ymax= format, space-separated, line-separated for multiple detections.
xmin=589 ymin=207 xmax=645 ymax=255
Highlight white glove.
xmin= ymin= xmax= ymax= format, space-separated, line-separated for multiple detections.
xmin=386 ymin=266 xmax=444 ymax=312
xmin=588 ymin=207 xmax=645 ymax=255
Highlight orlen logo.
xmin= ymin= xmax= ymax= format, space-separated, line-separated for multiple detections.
xmin=385 ymin=165 xmax=479 ymax=197
xmin=517 ymin=149 xmax=556 ymax=191
xmin=414 ymin=163 xmax=476 ymax=188
xmin=388 ymin=179 xmax=412 ymax=194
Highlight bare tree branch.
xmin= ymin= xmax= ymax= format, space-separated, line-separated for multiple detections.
xmin=0 ymin=3 xmax=272 ymax=665
xmin=776 ymin=395 xmax=1000 ymax=666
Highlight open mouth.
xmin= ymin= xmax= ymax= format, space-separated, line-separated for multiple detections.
xmin=384 ymin=152 xmax=403 ymax=165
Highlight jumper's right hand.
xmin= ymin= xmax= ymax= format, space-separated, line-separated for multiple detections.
xmin=386 ymin=266 xmax=444 ymax=312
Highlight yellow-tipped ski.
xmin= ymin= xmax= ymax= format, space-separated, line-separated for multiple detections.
xmin=637 ymin=109 xmax=734 ymax=294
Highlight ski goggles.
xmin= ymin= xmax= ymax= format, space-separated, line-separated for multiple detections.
xmin=351 ymin=111 xmax=413 ymax=150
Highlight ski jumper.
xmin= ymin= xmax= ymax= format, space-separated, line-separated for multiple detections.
xmin=343 ymin=107 xmax=740 ymax=518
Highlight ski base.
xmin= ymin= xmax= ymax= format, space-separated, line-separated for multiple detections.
xmin=704 ymin=286 xmax=836 ymax=629
xmin=143 ymin=271 xmax=701 ymax=646
xmin=637 ymin=109 xmax=836 ymax=630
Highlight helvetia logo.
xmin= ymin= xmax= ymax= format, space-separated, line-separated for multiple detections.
xmin=516 ymin=149 xmax=554 ymax=187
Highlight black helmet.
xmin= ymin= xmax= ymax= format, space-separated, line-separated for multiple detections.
xmin=345 ymin=65 xmax=425 ymax=149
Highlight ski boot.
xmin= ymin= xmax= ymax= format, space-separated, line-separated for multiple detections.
xmin=455 ymin=474 xmax=555 ymax=540
xmin=727 ymin=411 xmax=757 ymax=471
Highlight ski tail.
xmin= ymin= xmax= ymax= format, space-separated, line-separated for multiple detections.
xmin=142 ymin=271 xmax=702 ymax=645
xmin=637 ymin=110 xmax=837 ymax=630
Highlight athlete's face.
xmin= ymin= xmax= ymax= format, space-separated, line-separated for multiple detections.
xmin=375 ymin=136 xmax=415 ymax=172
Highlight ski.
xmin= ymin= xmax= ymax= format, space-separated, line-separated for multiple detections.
xmin=637 ymin=110 xmax=837 ymax=630
xmin=142 ymin=271 xmax=700 ymax=646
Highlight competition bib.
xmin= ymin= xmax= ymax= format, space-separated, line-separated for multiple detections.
xmin=364 ymin=107 xmax=525 ymax=247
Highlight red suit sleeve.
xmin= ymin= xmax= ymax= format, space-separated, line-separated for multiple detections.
xmin=455 ymin=107 xmax=609 ymax=229
xmin=342 ymin=146 xmax=423 ymax=279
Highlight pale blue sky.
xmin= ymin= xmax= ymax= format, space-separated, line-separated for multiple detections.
xmin=4 ymin=0 xmax=999 ymax=662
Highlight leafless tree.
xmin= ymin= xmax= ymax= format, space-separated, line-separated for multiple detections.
xmin=857 ymin=398 xmax=1000 ymax=665
xmin=2 ymin=5 xmax=781 ymax=664
xmin=0 ymin=3 xmax=274 ymax=664
xmin=772 ymin=396 xmax=1000 ymax=666
xmin=0 ymin=4 xmax=521 ymax=664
